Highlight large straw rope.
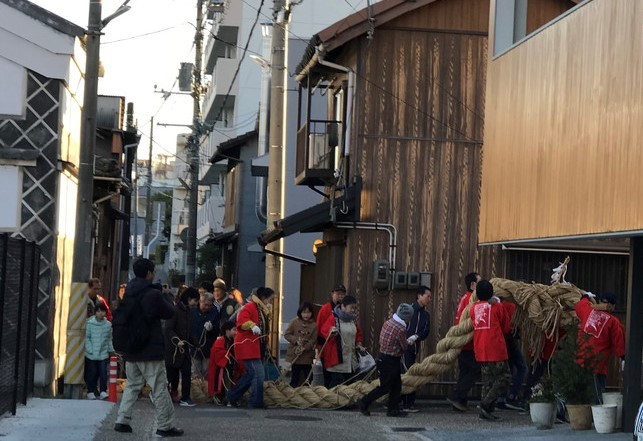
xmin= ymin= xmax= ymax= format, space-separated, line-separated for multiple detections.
xmin=263 ymin=276 xmax=584 ymax=408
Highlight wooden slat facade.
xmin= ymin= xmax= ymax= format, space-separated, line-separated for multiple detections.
xmin=313 ymin=0 xmax=505 ymax=357
xmin=481 ymin=0 xmax=643 ymax=243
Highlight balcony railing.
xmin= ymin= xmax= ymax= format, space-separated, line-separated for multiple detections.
xmin=295 ymin=119 xmax=341 ymax=186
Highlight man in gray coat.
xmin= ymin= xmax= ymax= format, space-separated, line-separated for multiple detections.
xmin=114 ymin=258 xmax=184 ymax=437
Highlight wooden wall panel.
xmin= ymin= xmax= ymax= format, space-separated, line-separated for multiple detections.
xmin=481 ymin=0 xmax=643 ymax=243
xmin=327 ymin=27 xmax=503 ymax=354
xmin=391 ymin=0 xmax=489 ymax=34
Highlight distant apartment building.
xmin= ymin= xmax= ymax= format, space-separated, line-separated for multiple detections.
xmin=200 ymin=0 xmax=380 ymax=329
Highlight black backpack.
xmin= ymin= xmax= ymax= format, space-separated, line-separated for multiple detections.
xmin=112 ymin=292 xmax=150 ymax=353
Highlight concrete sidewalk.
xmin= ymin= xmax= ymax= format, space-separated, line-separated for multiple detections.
xmin=0 ymin=398 xmax=634 ymax=441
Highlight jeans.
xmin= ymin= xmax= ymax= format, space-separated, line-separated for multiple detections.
xmin=85 ymin=358 xmax=108 ymax=395
xmin=327 ymin=371 xmax=351 ymax=388
xmin=290 ymin=364 xmax=312 ymax=388
xmin=402 ymin=348 xmax=417 ymax=407
xmin=116 ymin=360 xmax=175 ymax=431
xmin=522 ymin=358 xmax=547 ymax=400
xmin=593 ymin=373 xmax=606 ymax=404
xmin=505 ymin=336 xmax=527 ymax=400
xmin=166 ymin=357 xmax=192 ymax=401
xmin=227 ymin=359 xmax=265 ymax=407
xmin=361 ymin=355 xmax=402 ymax=411
xmin=449 ymin=350 xmax=480 ymax=403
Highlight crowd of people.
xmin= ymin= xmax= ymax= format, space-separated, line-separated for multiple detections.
xmin=81 ymin=260 xmax=626 ymax=436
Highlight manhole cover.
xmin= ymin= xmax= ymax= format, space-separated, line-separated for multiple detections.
xmin=265 ymin=415 xmax=323 ymax=422
xmin=390 ymin=427 xmax=425 ymax=432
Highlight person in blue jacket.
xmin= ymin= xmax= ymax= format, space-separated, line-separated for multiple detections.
xmin=401 ymin=285 xmax=432 ymax=412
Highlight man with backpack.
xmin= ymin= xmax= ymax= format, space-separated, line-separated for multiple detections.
xmin=113 ymin=258 xmax=184 ymax=437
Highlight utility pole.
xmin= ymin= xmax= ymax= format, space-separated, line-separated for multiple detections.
xmin=145 ymin=116 xmax=154 ymax=248
xmin=266 ymin=0 xmax=288 ymax=358
xmin=64 ymin=0 xmax=102 ymax=398
xmin=185 ymin=0 xmax=204 ymax=286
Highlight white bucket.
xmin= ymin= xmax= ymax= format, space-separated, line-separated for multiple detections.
xmin=602 ymin=392 xmax=623 ymax=429
xmin=592 ymin=404 xmax=617 ymax=434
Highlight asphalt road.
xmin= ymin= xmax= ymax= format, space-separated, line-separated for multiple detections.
xmin=92 ymin=399 xmax=633 ymax=441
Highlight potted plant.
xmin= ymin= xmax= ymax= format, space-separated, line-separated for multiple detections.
xmin=528 ymin=375 xmax=557 ymax=429
xmin=552 ymin=324 xmax=595 ymax=430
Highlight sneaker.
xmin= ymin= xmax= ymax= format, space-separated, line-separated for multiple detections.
xmin=479 ymin=405 xmax=501 ymax=421
xmin=170 ymin=390 xmax=180 ymax=404
xmin=156 ymin=427 xmax=184 ymax=437
xmin=386 ymin=409 xmax=408 ymax=418
xmin=505 ymin=399 xmax=527 ymax=412
xmin=179 ymin=399 xmax=196 ymax=407
xmin=496 ymin=401 xmax=510 ymax=410
xmin=99 ymin=391 xmax=108 ymax=400
xmin=446 ymin=397 xmax=467 ymax=412
xmin=226 ymin=401 xmax=240 ymax=408
xmin=86 ymin=392 xmax=96 ymax=400
xmin=402 ymin=405 xmax=420 ymax=413
xmin=358 ymin=399 xmax=370 ymax=416
xmin=114 ymin=423 xmax=133 ymax=433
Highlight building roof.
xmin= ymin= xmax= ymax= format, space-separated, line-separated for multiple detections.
xmin=296 ymin=0 xmax=583 ymax=78
xmin=296 ymin=0 xmax=442 ymax=77
xmin=209 ymin=129 xmax=258 ymax=163
xmin=0 ymin=0 xmax=85 ymax=37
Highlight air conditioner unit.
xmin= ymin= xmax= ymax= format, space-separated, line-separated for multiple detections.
xmin=308 ymin=133 xmax=330 ymax=169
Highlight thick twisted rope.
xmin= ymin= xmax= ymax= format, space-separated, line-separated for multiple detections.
xmin=263 ymin=277 xmax=584 ymax=408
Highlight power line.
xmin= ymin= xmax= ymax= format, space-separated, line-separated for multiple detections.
xmin=102 ymin=22 xmax=190 ymax=44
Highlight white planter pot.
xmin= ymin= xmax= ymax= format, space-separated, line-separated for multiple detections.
xmin=529 ymin=402 xmax=556 ymax=430
xmin=602 ymin=392 xmax=623 ymax=429
xmin=592 ymin=404 xmax=617 ymax=434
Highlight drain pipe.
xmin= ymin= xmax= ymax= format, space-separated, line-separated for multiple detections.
xmin=334 ymin=222 xmax=397 ymax=290
xmin=144 ymin=203 xmax=162 ymax=259
xmin=315 ymin=44 xmax=354 ymax=159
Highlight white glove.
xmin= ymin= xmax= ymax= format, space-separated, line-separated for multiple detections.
xmin=329 ymin=326 xmax=338 ymax=335
xmin=488 ymin=296 xmax=501 ymax=304
xmin=621 ymin=359 xmax=625 ymax=372
xmin=204 ymin=321 xmax=213 ymax=331
xmin=406 ymin=334 xmax=418 ymax=345
xmin=585 ymin=291 xmax=596 ymax=299
xmin=251 ymin=325 xmax=261 ymax=335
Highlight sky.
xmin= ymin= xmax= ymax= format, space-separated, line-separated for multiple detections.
xmin=30 ymin=0 xmax=199 ymax=162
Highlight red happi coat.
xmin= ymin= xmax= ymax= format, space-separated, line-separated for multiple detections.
xmin=575 ymin=297 xmax=625 ymax=375
xmin=208 ymin=336 xmax=244 ymax=395
xmin=455 ymin=291 xmax=474 ymax=351
xmin=470 ymin=300 xmax=512 ymax=362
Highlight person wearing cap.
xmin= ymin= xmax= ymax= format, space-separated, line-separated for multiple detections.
xmin=575 ymin=291 xmax=625 ymax=403
xmin=447 ymin=272 xmax=481 ymax=412
xmin=358 ymin=303 xmax=414 ymax=418
xmin=469 ymin=280 xmax=512 ymax=421
xmin=401 ymin=285 xmax=431 ymax=413
xmin=213 ymin=278 xmax=240 ymax=324
xmin=317 ymin=284 xmax=347 ymax=387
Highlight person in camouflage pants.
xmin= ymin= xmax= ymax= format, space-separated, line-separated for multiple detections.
xmin=469 ymin=280 xmax=513 ymax=421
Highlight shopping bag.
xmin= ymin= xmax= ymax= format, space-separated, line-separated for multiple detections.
xmin=357 ymin=351 xmax=376 ymax=372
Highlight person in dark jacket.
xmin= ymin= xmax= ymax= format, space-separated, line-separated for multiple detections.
xmin=401 ymin=285 xmax=431 ymax=412
xmin=114 ymin=258 xmax=183 ymax=437
xmin=190 ymin=291 xmax=219 ymax=378
xmin=163 ymin=286 xmax=199 ymax=407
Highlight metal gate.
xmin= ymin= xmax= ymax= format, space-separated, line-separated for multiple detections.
xmin=0 ymin=234 xmax=40 ymax=416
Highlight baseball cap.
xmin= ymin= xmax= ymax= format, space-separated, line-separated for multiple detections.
xmin=332 ymin=284 xmax=347 ymax=292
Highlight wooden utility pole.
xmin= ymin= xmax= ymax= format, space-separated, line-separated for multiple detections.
xmin=266 ymin=0 xmax=289 ymax=357
xmin=185 ymin=0 xmax=204 ymax=286
xmin=145 ymin=116 xmax=153 ymax=247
